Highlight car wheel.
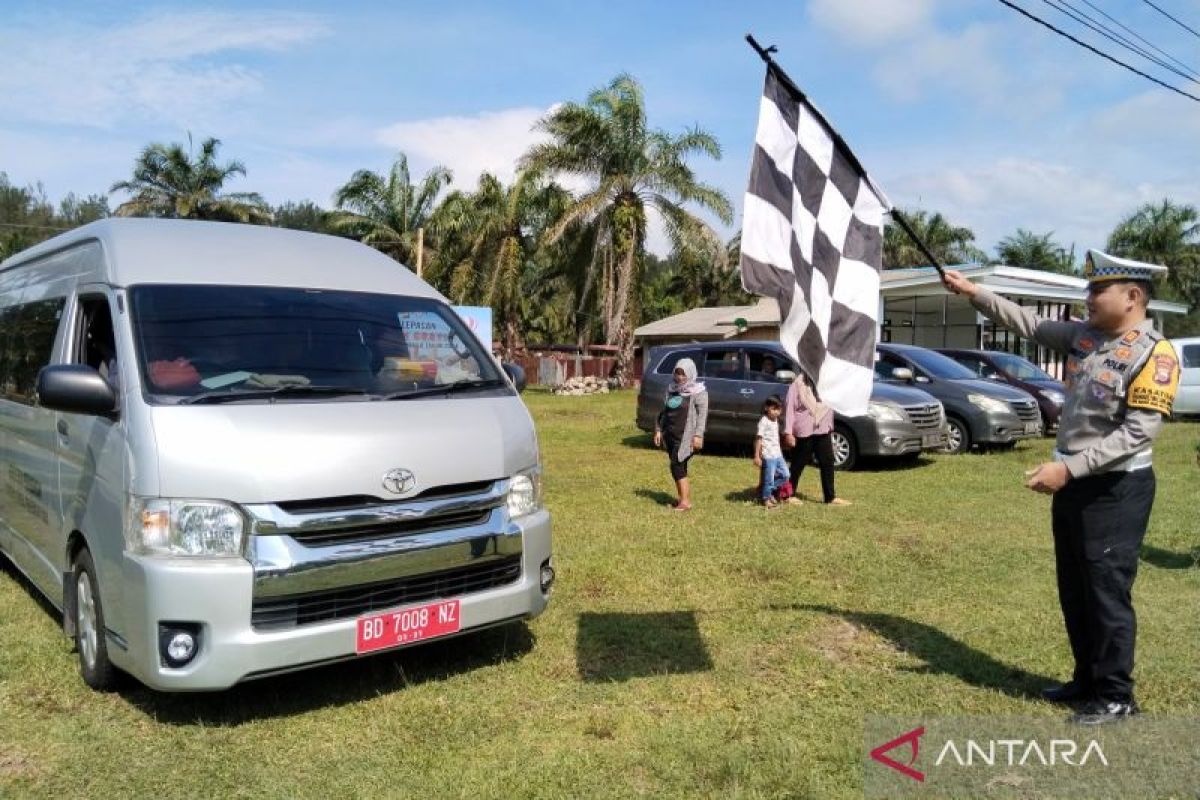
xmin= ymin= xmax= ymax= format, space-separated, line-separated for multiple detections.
xmin=73 ymin=548 xmax=118 ymax=691
xmin=830 ymin=425 xmax=858 ymax=471
xmin=941 ymin=416 xmax=971 ymax=455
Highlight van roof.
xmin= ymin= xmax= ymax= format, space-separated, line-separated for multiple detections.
xmin=0 ymin=218 xmax=444 ymax=299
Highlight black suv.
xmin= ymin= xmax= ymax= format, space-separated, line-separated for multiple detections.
xmin=636 ymin=341 xmax=948 ymax=470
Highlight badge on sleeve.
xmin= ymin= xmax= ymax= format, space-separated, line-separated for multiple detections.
xmin=1127 ymin=340 xmax=1180 ymax=414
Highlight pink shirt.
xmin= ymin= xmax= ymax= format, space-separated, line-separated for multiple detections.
xmin=785 ymin=379 xmax=834 ymax=438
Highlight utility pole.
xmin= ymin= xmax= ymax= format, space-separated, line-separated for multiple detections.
xmin=415 ymin=227 xmax=424 ymax=278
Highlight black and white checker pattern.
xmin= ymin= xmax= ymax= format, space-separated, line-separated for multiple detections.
xmin=739 ymin=67 xmax=890 ymax=416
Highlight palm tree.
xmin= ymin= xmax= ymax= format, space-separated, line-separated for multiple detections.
xmin=521 ymin=73 xmax=733 ymax=385
xmin=331 ymin=153 xmax=452 ymax=268
xmin=1107 ymin=199 xmax=1200 ymax=309
xmin=995 ymin=229 xmax=1076 ymax=274
xmin=110 ymin=135 xmax=270 ymax=223
xmin=883 ymin=209 xmax=986 ymax=268
xmin=435 ymin=171 xmax=571 ymax=355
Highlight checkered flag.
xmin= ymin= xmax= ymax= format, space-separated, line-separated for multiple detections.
xmin=739 ymin=66 xmax=891 ymax=416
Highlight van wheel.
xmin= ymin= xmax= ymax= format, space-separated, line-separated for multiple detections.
xmin=941 ymin=417 xmax=971 ymax=455
xmin=830 ymin=425 xmax=858 ymax=471
xmin=73 ymin=548 xmax=118 ymax=691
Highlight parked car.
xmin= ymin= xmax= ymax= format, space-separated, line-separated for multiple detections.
xmin=0 ymin=219 xmax=551 ymax=692
xmin=875 ymin=343 xmax=1042 ymax=454
xmin=1170 ymin=336 xmax=1200 ymax=417
xmin=937 ymin=348 xmax=1066 ymax=432
xmin=636 ymin=341 xmax=948 ymax=470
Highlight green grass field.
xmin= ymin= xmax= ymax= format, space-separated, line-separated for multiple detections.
xmin=2 ymin=390 xmax=1197 ymax=798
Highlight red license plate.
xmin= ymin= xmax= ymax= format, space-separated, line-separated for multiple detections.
xmin=355 ymin=599 xmax=461 ymax=654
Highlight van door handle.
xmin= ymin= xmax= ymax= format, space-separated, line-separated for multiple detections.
xmin=739 ymin=388 xmax=755 ymax=395
xmin=57 ymin=420 xmax=69 ymax=437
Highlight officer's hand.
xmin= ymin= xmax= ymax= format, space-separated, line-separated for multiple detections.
xmin=1024 ymin=462 xmax=1069 ymax=494
xmin=941 ymin=269 xmax=979 ymax=298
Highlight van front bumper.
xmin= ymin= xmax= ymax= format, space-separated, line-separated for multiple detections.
xmin=113 ymin=509 xmax=552 ymax=691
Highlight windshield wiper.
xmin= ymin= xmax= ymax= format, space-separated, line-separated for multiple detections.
xmin=178 ymin=385 xmax=371 ymax=405
xmin=378 ymin=378 xmax=506 ymax=401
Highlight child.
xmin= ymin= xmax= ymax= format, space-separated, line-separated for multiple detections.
xmin=653 ymin=358 xmax=708 ymax=511
xmin=754 ymin=396 xmax=790 ymax=508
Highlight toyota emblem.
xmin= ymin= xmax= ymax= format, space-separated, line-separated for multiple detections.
xmin=382 ymin=468 xmax=417 ymax=496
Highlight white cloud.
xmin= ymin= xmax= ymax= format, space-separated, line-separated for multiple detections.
xmin=375 ymin=106 xmax=555 ymax=190
xmin=808 ymin=0 xmax=936 ymax=46
xmin=890 ymin=157 xmax=1196 ymax=258
xmin=0 ymin=11 xmax=327 ymax=128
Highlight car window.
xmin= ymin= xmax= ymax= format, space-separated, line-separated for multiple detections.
xmin=901 ymin=348 xmax=976 ymax=380
xmin=1180 ymin=344 xmax=1199 ymax=369
xmin=702 ymin=348 xmax=744 ymax=380
xmin=874 ymin=353 xmax=907 ymax=380
xmin=745 ymin=349 xmax=794 ymax=383
xmin=990 ymin=352 xmax=1053 ymax=381
xmin=948 ymin=354 xmax=989 ymax=379
xmin=655 ymin=349 xmax=702 ymax=375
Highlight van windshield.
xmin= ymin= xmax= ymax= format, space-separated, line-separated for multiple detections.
xmin=128 ymin=285 xmax=504 ymax=403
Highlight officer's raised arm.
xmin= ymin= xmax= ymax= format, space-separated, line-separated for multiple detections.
xmin=941 ymin=269 xmax=1077 ymax=354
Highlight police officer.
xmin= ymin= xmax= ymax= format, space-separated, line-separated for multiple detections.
xmin=942 ymin=251 xmax=1181 ymax=725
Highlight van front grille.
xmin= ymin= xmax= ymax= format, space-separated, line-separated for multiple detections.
xmin=251 ymin=555 xmax=522 ymax=630
xmin=288 ymin=508 xmax=493 ymax=546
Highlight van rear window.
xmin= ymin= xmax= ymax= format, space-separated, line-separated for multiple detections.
xmin=1182 ymin=344 xmax=1199 ymax=369
xmin=128 ymin=285 xmax=503 ymax=403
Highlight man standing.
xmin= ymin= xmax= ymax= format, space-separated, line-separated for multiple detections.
xmin=942 ymin=251 xmax=1181 ymax=725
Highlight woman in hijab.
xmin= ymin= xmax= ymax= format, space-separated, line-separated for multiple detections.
xmin=653 ymin=357 xmax=709 ymax=511
xmin=783 ymin=370 xmax=850 ymax=505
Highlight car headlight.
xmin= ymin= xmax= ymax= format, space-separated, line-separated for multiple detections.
xmin=967 ymin=393 xmax=1011 ymax=414
xmin=127 ymin=498 xmax=246 ymax=557
xmin=1039 ymin=389 xmax=1065 ymax=406
xmin=507 ymin=467 xmax=543 ymax=518
xmin=866 ymin=401 xmax=906 ymax=422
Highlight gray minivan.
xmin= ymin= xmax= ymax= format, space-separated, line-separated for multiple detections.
xmin=0 ymin=219 xmax=553 ymax=691
xmin=636 ymin=341 xmax=947 ymax=469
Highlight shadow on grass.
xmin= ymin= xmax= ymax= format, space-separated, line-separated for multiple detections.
xmin=621 ymin=433 xmax=657 ymax=451
xmin=0 ymin=553 xmax=64 ymax=626
xmin=122 ymin=621 xmax=535 ymax=726
xmin=791 ymin=604 xmax=1055 ymax=701
xmin=576 ymin=611 xmax=713 ymax=682
xmin=1140 ymin=544 xmax=1199 ymax=570
xmin=633 ymin=488 xmax=677 ymax=507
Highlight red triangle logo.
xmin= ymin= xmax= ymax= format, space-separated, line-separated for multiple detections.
xmin=869 ymin=726 xmax=925 ymax=782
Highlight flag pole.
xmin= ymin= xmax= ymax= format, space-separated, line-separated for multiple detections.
xmin=744 ymin=34 xmax=948 ymax=281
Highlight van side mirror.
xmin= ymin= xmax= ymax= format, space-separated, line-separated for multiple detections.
xmin=502 ymin=362 xmax=527 ymax=393
xmin=37 ymin=365 xmax=117 ymax=417
xmin=891 ymin=367 xmax=914 ymax=382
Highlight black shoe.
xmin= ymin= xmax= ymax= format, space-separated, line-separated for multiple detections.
xmin=1070 ymin=698 xmax=1139 ymax=725
xmin=1040 ymin=681 xmax=1091 ymax=704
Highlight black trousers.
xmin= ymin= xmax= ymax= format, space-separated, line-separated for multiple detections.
xmin=790 ymin=433 xmax=836 ymax=503
xmin=1050 ymin=468 xmax=1154 ymax=702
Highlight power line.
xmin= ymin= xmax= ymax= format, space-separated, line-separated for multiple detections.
xmin=1044 ymin=0 xmax=1200 ymax=84
xmin=995 ymin=0 xmax=1200 ymax=103
xmin=1142 ymin=0 xmax=1200 ymax=40
xmin=1078 ymin=0 xmax=1200 ymax=79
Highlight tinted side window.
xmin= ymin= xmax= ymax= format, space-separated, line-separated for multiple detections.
xmin=655 ymin=349 xmax=702 ymax=375
xmin=1 ymin=298 xmax=66 ymax=404
xmin=949 ymin=354 xmax=987 ymax=378
xmin=745 ymin=349 xmax=795 ymax=383
xmin=874 ymin=353 xmax=907 ymax=380
xmin=702 ymin=348 xmax=744 ymax=380
xmin=1182 ymin=344 xmax=1199 ymax=369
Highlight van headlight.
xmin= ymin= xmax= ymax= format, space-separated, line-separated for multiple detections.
xmin=127 ymin=498 xmax=246 ymax=557
xmin=866 ymin=401 xmax=906 ymax=422
xmin=967 ymin=393 xmax=1011 ymax=414
xmin=507 ymin=468 xmax=543 ymax=518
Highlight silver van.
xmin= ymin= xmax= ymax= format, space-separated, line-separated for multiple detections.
xmin=0 ymin=219 xmax=553 ymax=691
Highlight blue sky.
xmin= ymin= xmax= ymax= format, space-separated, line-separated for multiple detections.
xmin=2 ymin=0 xmax=1198 ymax=259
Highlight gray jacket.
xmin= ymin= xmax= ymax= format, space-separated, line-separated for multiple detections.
xmin=656 ymin=389 xmax=709 ymax=462
xmin=971 ymin=287 xmax=1176 ymax=477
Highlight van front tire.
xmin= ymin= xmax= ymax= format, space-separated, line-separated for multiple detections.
xmin=73 ymin=549 xmax=118 ymax=691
